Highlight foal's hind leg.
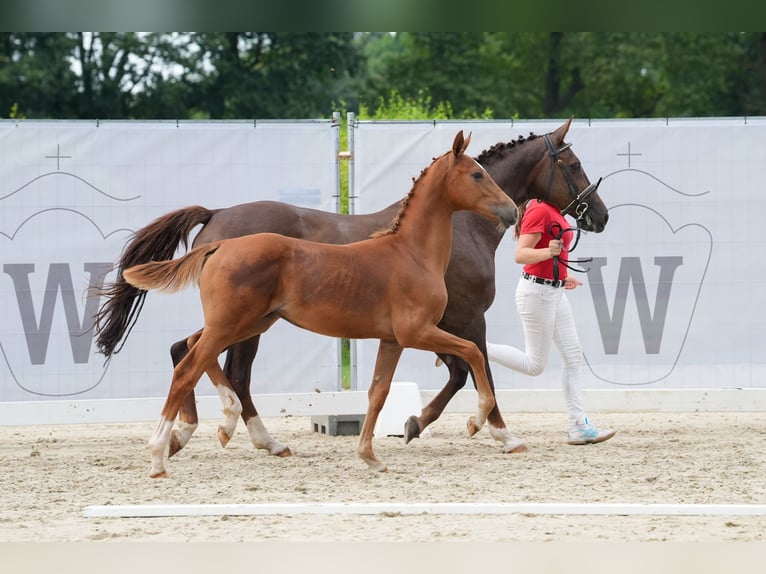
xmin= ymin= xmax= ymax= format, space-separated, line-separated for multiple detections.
xmin=169 ymin=338 xmax=198 ymax=457
xmin=169 ymin=330 xmax=245 ymax=454
xmin=207 ymin=360 xmax=242 ymax=449
xmin=149 ymin=331 xmax=226 ymax=478
xmin=225 ymin=337 xmax=292 ymax=457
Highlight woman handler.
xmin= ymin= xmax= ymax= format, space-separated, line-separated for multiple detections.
xmin=487 ymin=198 xmax=616 ymax=445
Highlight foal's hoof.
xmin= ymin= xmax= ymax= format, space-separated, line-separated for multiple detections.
xmin=366 ymin=462 xmax=388 ymax=473
xmin=404 ymin=416 xmax=421 ymax=444
xmin=360 ymin=455 xmax=388 ymax=473
xmin=467 ymin=416 xmax=481 ymax=437
xmin=275 ymin=446 xmax=293 ymax=458
xmin=217 ymin=427 xmax=233 ymax=448
xmin=505 ymin=442 xmax=529 ymax=454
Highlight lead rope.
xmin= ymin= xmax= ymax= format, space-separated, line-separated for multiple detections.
xmin=549 ymin=221 xmax=593 ymax=282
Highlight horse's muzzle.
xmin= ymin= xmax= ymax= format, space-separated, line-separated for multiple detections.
xmin=580 ymin=210 xmax=608 ymax=233
xmin=496 ymin=204 xmax=519 ymax=229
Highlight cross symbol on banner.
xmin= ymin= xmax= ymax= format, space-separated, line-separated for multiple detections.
xmin=616 ymin=141 xmax=642 ymax=167
xmin=45 ymin=144 xmax=72 ymax=170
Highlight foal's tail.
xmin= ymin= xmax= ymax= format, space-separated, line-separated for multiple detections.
xmin=93 ymin=205 xmax=214 ymax=358
xmin=122 ymin=243 xmax=221 ymax=294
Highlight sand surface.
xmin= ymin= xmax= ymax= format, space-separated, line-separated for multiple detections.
xmin=2 ymin=411 xmax=766 ymax=542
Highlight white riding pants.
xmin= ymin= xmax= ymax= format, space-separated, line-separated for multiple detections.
xmin=487 ymin=277 xmax=586 ymax=426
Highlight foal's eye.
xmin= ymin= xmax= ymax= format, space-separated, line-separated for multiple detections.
xmin=471 ymin=171 xmax=484 ymax=181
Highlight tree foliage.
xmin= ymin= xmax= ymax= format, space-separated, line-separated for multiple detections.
xmin=2 ymin=32 xmax=765 ymax=120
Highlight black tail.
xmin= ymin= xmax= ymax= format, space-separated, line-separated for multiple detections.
xmin=93 ymin=205 xmax=214 ymax=358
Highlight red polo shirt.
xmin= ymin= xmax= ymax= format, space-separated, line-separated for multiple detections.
xmin=520 ymin=200 xmax=572 ymax=281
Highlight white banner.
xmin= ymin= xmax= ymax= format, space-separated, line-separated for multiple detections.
xmin=351 ymin=117 xmax=766 ymax=391
xmin=0 ymin=119 xmax=340 ymax=403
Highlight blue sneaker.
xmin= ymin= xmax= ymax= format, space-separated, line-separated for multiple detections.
xmin=567 ymin=417 xmax=616 ymax=445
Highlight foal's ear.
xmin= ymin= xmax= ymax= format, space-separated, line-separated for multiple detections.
xmin=452 ymin=130 xmax=472 ymax=157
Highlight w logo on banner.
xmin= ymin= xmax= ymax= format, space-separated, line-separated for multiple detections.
xmin=4 ymin=262 xmax=112 ymax=365
xmin=588 ymin=256 xmax=683 ymax=355
xmin=576 ymin=204 xmax=712 ymax=386
xmin=0 ymin=208 xmax=130 ymax=397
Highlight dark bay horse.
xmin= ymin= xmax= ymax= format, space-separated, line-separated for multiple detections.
xmin=120 ymin=131 xmax=517 ymax=477
xmin=95 ymin=117 xmax=609 ymax=461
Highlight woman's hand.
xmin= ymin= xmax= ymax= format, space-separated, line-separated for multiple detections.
xmin=564 ymin=276 xmax=582 ymax=290
xmin=548 ymin=239 xmax=562 ymax=258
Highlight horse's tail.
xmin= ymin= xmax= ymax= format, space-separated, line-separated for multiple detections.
xmin=122 ymin=243 xmax=221 ymax=293
xmin=93 ymin=205 xmax=214 ymax=358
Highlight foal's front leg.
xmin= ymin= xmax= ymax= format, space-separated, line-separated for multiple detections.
xmin=403 ymin=326 xmax=495 ymax=436
xmin=356 ymin=339 xmax=403 ymax=472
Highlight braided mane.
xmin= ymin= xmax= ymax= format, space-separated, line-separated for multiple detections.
xmin=372 ymin=156 xmax=436 ymax=238
xmin=475 ymin=132 xmax=540 ymax=165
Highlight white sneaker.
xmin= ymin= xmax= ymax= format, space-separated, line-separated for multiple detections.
xmin=567 ymin=417 xmax=616 ymax=445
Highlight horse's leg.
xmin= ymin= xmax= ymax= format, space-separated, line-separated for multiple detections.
xmin=401 ymin=326 xmax=495 ymax=437
xmin=477 ymin=345 xmax=527 ymax=453
xmin=407 ymin=353 xmax=526 ymax=453
xmin=356 ymin=339 xmax=403 ymax=472
xmin=224 ymin=337 xmax=292 ymax=457
xmin=149 ymin=331 xmax=224 ymax=478
xmin=206 ymin=359 xmax=242 ymax=449
xmin=169 ymin=338 xmax=198 ymax=457
xmin=404 ymin=354 xmax=467 ymax=442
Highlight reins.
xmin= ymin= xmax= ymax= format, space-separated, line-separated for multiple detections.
xmin=549 ymin=221 xmax=593 ymax=282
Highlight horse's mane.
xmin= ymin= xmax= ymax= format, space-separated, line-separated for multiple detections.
xmin=372 ymin=153 xmax=441 ymax=238
xmin=474 ymin=132 xmax=540 ymax=165
xmin=371 ymin=134 xmax=540 ymax=239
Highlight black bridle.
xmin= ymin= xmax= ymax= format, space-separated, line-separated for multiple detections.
xmin=543 ymin=133 xmax=602 ymax=221
xmin=542 ymin=133 xmax=602 ymax=281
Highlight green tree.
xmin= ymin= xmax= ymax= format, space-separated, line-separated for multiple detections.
xmin=0 ymin=33 xmax=80 ymax=118
xmin=361 ymin=33 xmax=506 ymax=118
xmin=171 ymin=33 xmax=362 ymax=119
xmin=4 ymin=33 xmax=766 ymax=121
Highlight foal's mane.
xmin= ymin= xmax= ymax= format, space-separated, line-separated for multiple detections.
xmin=372 ymin=151 xmax=446 ymax=238
xmin=474 ymin=132 xmax=540 ymax=165
xmin=371 ymin=133 xmax=540 ymax=240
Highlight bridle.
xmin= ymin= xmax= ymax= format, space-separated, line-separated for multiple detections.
xmin=543 ymin=133 xmax=602 ymax=221
xmin=542 ymin=133 xmax=603 ymax=281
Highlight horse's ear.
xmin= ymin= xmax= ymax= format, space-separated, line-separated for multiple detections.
xmin=452 ymin=130 xmax=471 ymax=157
xmin=452 ymin=130 xmax=465 ymax=157
xmin=552 ymin=116 xmax=574 ymax=144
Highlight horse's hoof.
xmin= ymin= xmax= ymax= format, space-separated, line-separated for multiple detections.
xmin=360 ymin=457 xmax=388 ymax=472
xmin=149 ymin=469 xmax=168 ymax=479
xmin=168 ymin=433 xmax=182 ymax=458
xmin=217 ymin=427 xmax=232 ymax=448
xmin=505 ymin=443 xmax=529 ymax=454
xmin=404 ymin=416 xmax=421 ymax=444
xmin=275 ymin=446 xmax=293 ymax=457
xmin=466 ymin=416 xmax=481 ymax=437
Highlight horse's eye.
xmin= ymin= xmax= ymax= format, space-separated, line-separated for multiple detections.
xmin=570 ymin=162 xmax=581 ymax=172
xmin=471 ymin=171 xmax=483 ymax=181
